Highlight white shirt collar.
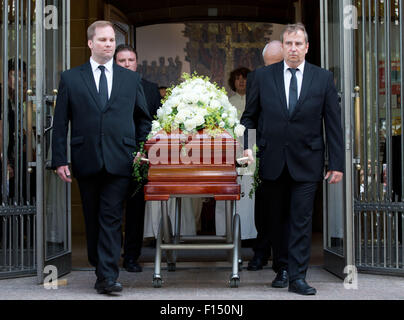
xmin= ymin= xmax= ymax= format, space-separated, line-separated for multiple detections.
xmin=284 ymin=60 xmax=305 ymax=74
xmin=90 ymin=57 xmax=113 ymax=73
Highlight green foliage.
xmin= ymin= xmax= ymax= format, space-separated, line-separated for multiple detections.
xmin=132 ymin=142 xmax=149 ymax=196
xmin=249 ymin=146 xmax=262 ymax=199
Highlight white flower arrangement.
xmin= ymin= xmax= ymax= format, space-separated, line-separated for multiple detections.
xmin=148 ymin=73 xmax=246 ymax=138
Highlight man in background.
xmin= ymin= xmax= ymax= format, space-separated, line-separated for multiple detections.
xmin=114 ymin=44 xmax=161 ymax=273
xmin=247 ymin=40 xmax=284 ymax=271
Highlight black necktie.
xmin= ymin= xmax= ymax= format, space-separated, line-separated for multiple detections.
xmin=98 ymin=65 xmax=108 ymax=108
xmin=288 ymin=68 xmax=298 ymax=115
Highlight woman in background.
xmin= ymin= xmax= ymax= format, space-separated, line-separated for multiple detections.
xmin=228 ymin=67 xmax=251 ymax=114
xmin=215 ymin=66 xmax=257 ymax=243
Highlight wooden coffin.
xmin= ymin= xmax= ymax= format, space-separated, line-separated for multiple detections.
xmin=144 ymin=129 xmax=241 ymax=201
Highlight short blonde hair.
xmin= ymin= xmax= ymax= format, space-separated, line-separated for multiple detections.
xmin=281 ymin=23 xmax=309 ymax=43
xmin=87 ymin=20 xmax=114 ymax=40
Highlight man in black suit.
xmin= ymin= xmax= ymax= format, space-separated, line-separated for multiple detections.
xmin=247 ymin=40 xmax=284 ymax=271
xmin=241 ymin=23 xmax=344 ymax=295
xmin=52 ymin=21 xmax=151 ymax=294
xmin=114 ymin=44 xmax=161 ymax=272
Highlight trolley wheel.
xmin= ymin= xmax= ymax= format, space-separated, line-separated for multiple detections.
xmin=229 ymin=277 xmax=240 ymax=288
xmin=153 ymin=277 xmax=162 ymax=288
xmin=167 ymin=263 xmax=176 ymax=272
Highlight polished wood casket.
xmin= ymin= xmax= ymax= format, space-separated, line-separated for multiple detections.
xmin=144 ymin=129 xmax=241 ymax=201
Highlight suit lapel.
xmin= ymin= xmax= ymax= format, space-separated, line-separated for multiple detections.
xmin=104 ymin=63 xmax=124 ymax=111
xmin=80 ymin=62 xmax=103 ymax=111
xmin=291 ymin=62 xmax=315 ymax=117
xmin=273 ymin=62 xmax=289 ymax=119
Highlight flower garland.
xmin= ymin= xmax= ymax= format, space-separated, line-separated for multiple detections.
xmin=148 ymin=72 xmax=245 ymax=139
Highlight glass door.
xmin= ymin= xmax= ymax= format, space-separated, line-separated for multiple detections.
xmin=352 ymin=0 xmax=403 ymax=275
xmin=321 ymin=0 xmax=355 ymax=279
xmin=1 ymin=0 xmax=37 ymax=279
xmin=35 ymin=0 xmax=71 ymax=283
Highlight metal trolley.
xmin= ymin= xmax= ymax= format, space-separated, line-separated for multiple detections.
xmin=152 ymin=196 xmax=241 ymax=288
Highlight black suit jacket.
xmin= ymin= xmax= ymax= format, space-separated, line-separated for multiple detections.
xmin=246 ymin=69 xmax=255 ymax=94
xmin=241 ymin=61 xmax=344 ymax=182
xmin=51 ymin=61 xmax=151 ymax=178
xmin=141 ymin=78 xmax=161 ymax=118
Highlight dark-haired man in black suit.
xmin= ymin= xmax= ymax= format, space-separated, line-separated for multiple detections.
xmin=241 ymin=23 xmax=344 ymax=295
xmin=114 ymin=44 xmax=161 ymax=273
xmin=52 ymin=21 xmax=151 ymax=294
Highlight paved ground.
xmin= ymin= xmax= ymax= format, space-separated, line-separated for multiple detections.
xmin=1 ymin=262 xmax=403 ymax=301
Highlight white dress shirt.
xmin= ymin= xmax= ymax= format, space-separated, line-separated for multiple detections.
xmin=284 ymin=60 xmax=305 ymax=109
xmin=90 ymin=57 xmax=113 ymax=99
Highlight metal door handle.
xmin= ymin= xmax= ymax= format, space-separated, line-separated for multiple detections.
xmin=354 ymin=86 xmax=361 ymax=166
xmin=44 ymin=89 xmax=58 ymax=134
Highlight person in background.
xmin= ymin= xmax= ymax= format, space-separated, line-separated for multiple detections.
xmin=159 ymin=86 xmax=167 ymax=99
xmin=215 ymin=66 xmax=256 ymax=242
xmin=228 ymin=67 xmax=251 ymax=115
xmin=114 ymin=44 xmax=161 ymax=273
xmin=247 ymin=40 xmax=284 ymax=271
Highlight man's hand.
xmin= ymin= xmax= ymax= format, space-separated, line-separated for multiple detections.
xmin=324 ymin=170 xmax=343 ymax=184
xmin=243 ymin=149 xmax=255 ymax=165
xmin=134 ymin=152 xmax=148 ymax=163
xmin=56 ymin=165 xmax=72 ymax=183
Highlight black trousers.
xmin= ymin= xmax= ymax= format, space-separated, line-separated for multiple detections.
xmin=123 ymin=182 xmax=146 ymax=261
xmin=262 ymin=166 xmax=318 ymax=282
xmin=77 ymin=169 xmax=130 ymax=281
xmin=252 ymin=183 xmax=273 ymax=260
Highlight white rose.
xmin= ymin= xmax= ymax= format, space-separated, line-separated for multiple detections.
xmin=170 ymin=87 xmax=180 ymax=96
xmin=170 ymin=96 xmax=181 ymax=106
xmin=219 ymin=94 xmax=229 ymax=106
xmin=198 ymin=108 xmax=208 ymax=117
xmin=234 ymin=124 xmax=246 ymax=137
xmin=228 ymin=116 xmax=236 ymax=127
xmin=175 ymin=109 xmax=192 ymax=123
xmin=163 ymin=106 xmax=173 ymax=116
xmin=219 ymin=121 xmax=225 ymax=128
xmin=184 ymin=118 xmax=197 ymax=131
xmin=193 ymin=78 xmax=205 ymax=86
xmin=194 ymin=114 xmax=205 ymax=127
xmin=209 ymin=100 xmax=221 ymax=110
xmin=157 ymin=108 xmax=164 ymax=119
xmin=151 ymin=120 xmax=161 ymax=131
xmin=198 ymin=94 xmax=209 ymax=106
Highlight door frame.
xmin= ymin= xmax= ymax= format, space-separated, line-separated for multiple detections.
xmin=36 ymin=0 xmax=71 ymax=284
xmin=321 ymin=0 xmax=355 ymax=279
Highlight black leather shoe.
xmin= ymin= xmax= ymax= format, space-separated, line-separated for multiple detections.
xmin=95 ymin=279 xmax=123 ymax=294
xmin=123 ymin=258 xmax=143 ymax=272
xmin=271 ymin=269 xmax=289 ymax=288
xmin=247 ymin=256 xmax=268 ymax=271
xmin=288 ymin=279 xmax=317 ymax=295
